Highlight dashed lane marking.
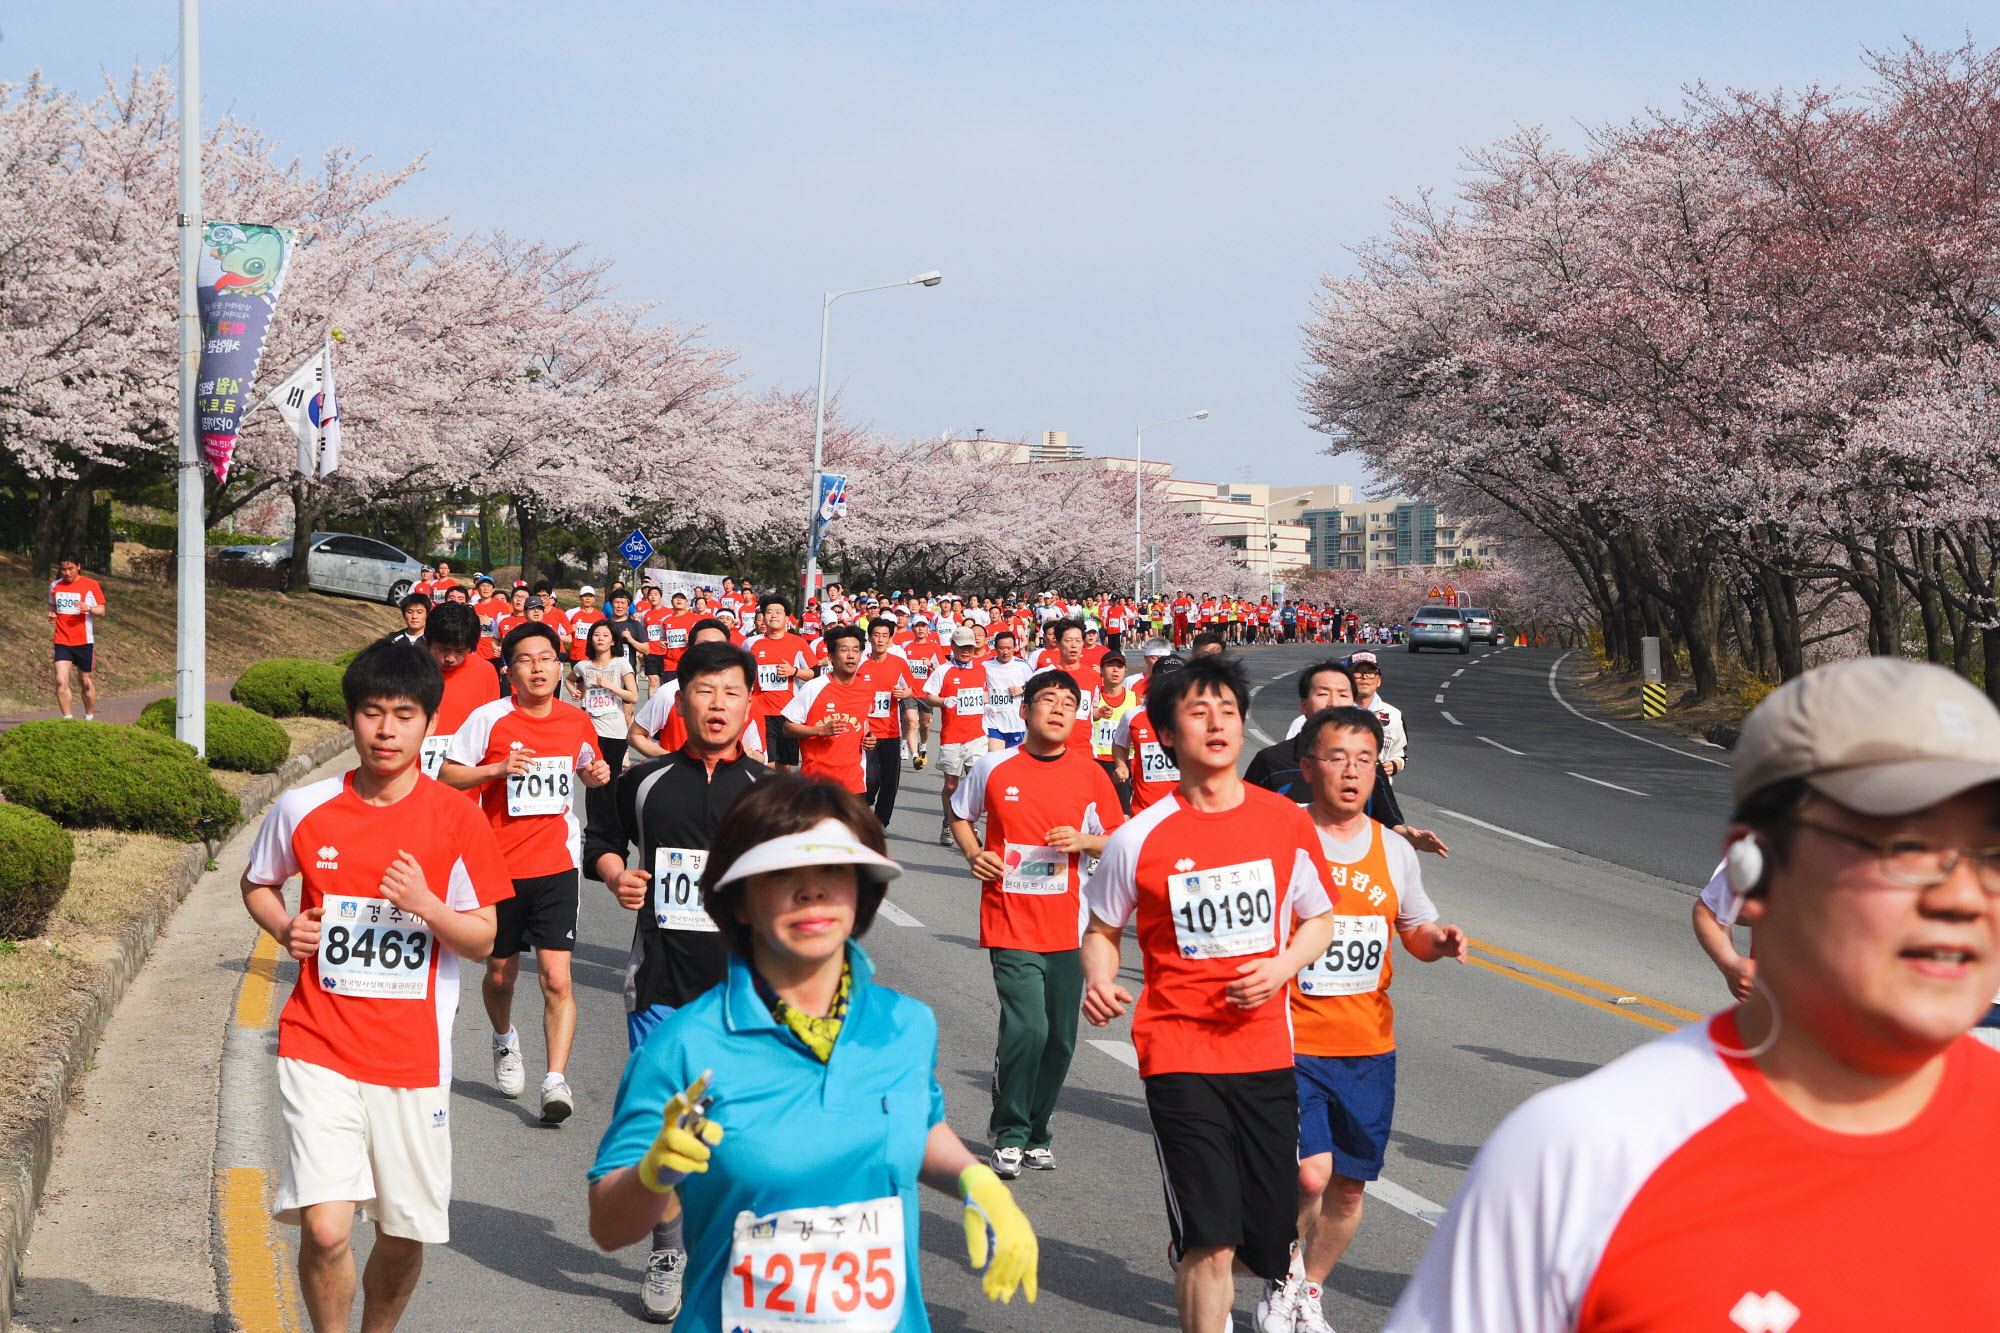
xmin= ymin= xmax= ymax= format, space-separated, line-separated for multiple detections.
xmin=877 ymin=899 xmax=925 ymax=928
xmin=1440 ymin=712 xmax=1462 ymax=726
xmin=1567 ymin=771 xmax=1649 ymax=797
xmin=1428 ymin=806 xmax=1558 ymax=848
xmin=1478 ymin=736 xmax=1525 ymax=756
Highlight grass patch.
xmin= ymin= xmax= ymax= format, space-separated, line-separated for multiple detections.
xmin=59 ymin=830 xmax=190 ymax=932
xmin=279 ymin=716 xmax=347 ymax=759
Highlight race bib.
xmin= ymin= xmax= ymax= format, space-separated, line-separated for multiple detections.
xmin=954 ymin=688 xmax=985 ymax=715
xmin=1092 ymin=717 xmax=1117 ymax=753
xmin=1002 ymin=843 xmax=1069 ymax=895
xmin=906 ymin=657 xmax=932 ymax=680
xmin=316 ymin=895 xmax=433 ymax=999
xmin=757 ymin=662 xmax=786 ymax=692
xmin=1298 ymin=914 xmax=1389 ymax=996
xmin=664 ymin=626 xmax=689 ymax=649
xmin=725 ymin=1196 xmax=904 ymax=1332
xmin=1168 ymin=859 xmax=1277 ymax=959
xmin=506 ymin=755 xmax=574 ymax=816
xmin=1138 ymin=742 xmax=1179 ymax=782
xmin=420 ymin=735 xmax=451 ymax=780
xmin=585 ymin=687 xmax=618 ymax=716
xmin=647 ymin=622 xmax=664 ymax=642
xmin=53 ymin=591 xmax=81 ymax=615
xmin=652 ymin=847 xmax=716 ymax=932
xmin=869 ymin=691 xmax=892 ymax=719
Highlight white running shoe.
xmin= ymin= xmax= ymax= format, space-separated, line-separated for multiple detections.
xmin=1254 ymin=1275 xmax=1302 ymax=1333
xmin=1023 ymin=1147 xmax=1056 ymax=1171
xmin=991 ymin=1146 xmax=1023 ymax=1179
xmin=539 ymin=1075 xmax=574 ymax=1124
xmin=1294 ymin=1281 xmax=1333 ymax=1332
xmin=642 ymin=1248 xmax=685 ymax=1323
xmin=493 ymin=1043 xmax=525 ymax=1098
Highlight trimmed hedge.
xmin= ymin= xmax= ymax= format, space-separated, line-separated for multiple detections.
xmin=232 ymin=658 xmax=346 ymax=720
xmin=134 ymin=698 xmax=290 ymax=773
xmin=0 ymin=721 xmax=237 ymax=842
xmin=333 ymin=648 xmax=360 ymax=668
xmin=0 ymin=804 xmax=74 ymax=939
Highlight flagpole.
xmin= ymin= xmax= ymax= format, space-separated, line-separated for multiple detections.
xmin=174 ymin=0 xmax=206 ymax=755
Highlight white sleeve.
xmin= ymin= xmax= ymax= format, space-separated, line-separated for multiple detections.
xmin=1082 ymin=822 xmax=1142 ymax=927
xmin=1112 ymin=710 xmax=1136 ymax=749
xmin=1382 ymin=703 xmax=1408 ymax=766
xmin=782 ymin=675 xmax=824 ymax=724
xmin=634 ymin=683 xmax=675 ymax=736
xmin=925 ymin=670 xmax=951 ymax=703
xmin=1383 ymin=828 xmax=1439 ymax=929
xmin=1285 ymin=713 xmax=1306 ymax=740
xmin=1697 ymin=861 xmax=1732 ymax=918
xmin=444 ymin=856 xmax=481 ymax=911
xmin=950 ymin=751 xmax=998 ymax=821
xmin=445 ymin=699 xmax=503 ymax=766
xmin=1288 ymin=844 xmax=1334 ymax=918
xmin=1081 ymin=800 xmax=1105 ymax=837
xmin=245 ymin=794 xmax=305 ymax=887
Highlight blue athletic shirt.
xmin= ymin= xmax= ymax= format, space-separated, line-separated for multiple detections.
xmin=589 ymin=941 xmax=947 ymax=1332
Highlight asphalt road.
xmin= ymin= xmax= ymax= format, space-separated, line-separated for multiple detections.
xmin=74 ymin=640 xmax=1745 ymax=1333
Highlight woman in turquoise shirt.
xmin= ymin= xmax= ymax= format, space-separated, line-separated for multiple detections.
xmin=587 ymin=775 xmax=1037 ymax=1330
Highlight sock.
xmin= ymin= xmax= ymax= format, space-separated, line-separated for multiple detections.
xmin=652 ymin=1210 xmax=685 ymax=1254
xmin=493 ymin=1027 xmax=519 ymax=1051
xmin=1289 ymin=1245 xmax=1306 ymax=1283
xmin=542 ymin=1069 xmax=566 ymax=1090
xmin=83 ymin=713 xmax=93 ymax=720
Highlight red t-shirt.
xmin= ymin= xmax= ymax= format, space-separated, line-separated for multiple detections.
xmin=1113 ymin=708 xmax=1178 ymax=811
xmin=423 ymin=656 xmax=504 ymax=782
xmin=857 ymin=653 xmax=917 ymax=739
xmin=246 ymin=772 xmax=513 ymax=1087
xmin=49 ymin=575 xmax=106 ymax=647
xmin=641 ymin=605 xmax=676 ymax=655
xmin=1047 ymin=661 xmax=1101 ymax=753
xmin=567 ymin=607 xmax=607 ymax=660
xmin=900 ymin=638 xmax=948 ymax=691
xmin=474 ymin=596 xmax=510 ymax=658
xmin=658 ymin=611 xmax=701 ymax=669
xmin=427 ymin=577 xmax=460 ymax=604
xmin=1083 ymin=785 xmax=1334 ymax=1077
xmin=781 ymin=674 xmax=871 ymax=792
xmin=926 ymin=662 xmax=989 ymax=745
xmin=443 ymin=698 xmax=602 ymax=877
xmin=951 ymin=747 xmax=1124 ymax=951
xmin=745 ymin=631 xmax=814 ymax=715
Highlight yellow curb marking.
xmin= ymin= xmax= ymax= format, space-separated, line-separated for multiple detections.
xmin=1467 ymin=937 xmax=1701 ymax=1033
xmin=234 ymin=929 xmax=283 ymax=1030
xmin=217 ymin=1166 xmax=303 ymax=1333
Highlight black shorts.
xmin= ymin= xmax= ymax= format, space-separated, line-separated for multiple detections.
xmin=1144 ymin=1068 xmax=1299 ymax=1280
xmin=645 ymin=653 xmax=667 ymax=679
xmin=52 ymin=642 xmax=94 ymax=672
xmin=764 ymin=720 xmax=801 ymax=766
xmin=492 ymin=871 xmax=579 ymax=957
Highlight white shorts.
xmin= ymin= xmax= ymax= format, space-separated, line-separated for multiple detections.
xmin=274 ymin=1057 xmax=453 ymax=1243
xmin=936 ymin=740 xmax=986 ymax=777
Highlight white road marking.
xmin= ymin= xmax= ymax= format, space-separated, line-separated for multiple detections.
xmin=1433 ymin=694 xmax=1445 ymax=703
xmin=1089 ymin=1040 xmax=1443 ymax=1225
xmin=1250 ymin=685 xmax=1264 ymax=698
xmin=1270 ymin=670 xmax=1296 ymax=681
xmin=1547 ymin=652 xmax=1728 ymax=768
xmin=1567 ymin=771 xmax=1649 ymax=797
xmin=1452 ymin=669 xmax=1464 ymax=677
xmin=876 ymin=900 xmax=926 ymax=927
xmin=1248 ymin=724 xmax=1275 ymax=746
xmin=1365 ymin=1178 xmax=1447 ymax=1228
xmin=1439 ymin=680 xmax=1451 ymax=689
xmin=1440 ymin=711 xmax=1462 ymax=726
xmin=1478 ymin=736 xmax=1525 ymax=756
xmin=1429 ymin=805 xmax=1558 ymax=848
xmin=1089 ymin=1038 xmax=1140 ymax=1070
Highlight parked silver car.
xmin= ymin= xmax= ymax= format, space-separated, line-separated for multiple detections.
xmin=1462 ymin=607 xmax=1497 ymax=644
xmin=1407 ymin=605 xmax=1471 ymax=653
xmin=214 ymin=532 xmax=422 ymax=604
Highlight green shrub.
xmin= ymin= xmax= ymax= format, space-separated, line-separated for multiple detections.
xmin=0 ymin=722 xmax=237 ymax=842
xmin=134 ymin=698 xmax=290 ymax=773
xmin=333 ymin=648 xmax=360 ymax=668
xmin=0 ymin=804 xmax=74 ymax=939
xmin=232 ymin=658 xmax=347 ymax=720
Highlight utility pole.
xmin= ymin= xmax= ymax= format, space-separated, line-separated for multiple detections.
xmin=174 ymin=0 xmax=206 ymax=755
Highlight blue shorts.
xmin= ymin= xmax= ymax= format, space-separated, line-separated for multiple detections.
xmin=1295 ymin=1051 xmax=1396 ymax=1181
xmin=627 ymin=1003 xmax=675 ymax=1052
xmin=1980 ymin=1003 xmax=2000 ymax=1030
xmin=986 ymin=729 xmax=1024 ymax=747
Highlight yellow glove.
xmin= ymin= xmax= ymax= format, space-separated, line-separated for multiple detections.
xmin=638 ymin=1071 xmax=724 ymax=1194
xmin=959 ymin=1163 xmax=1038 ymax=1303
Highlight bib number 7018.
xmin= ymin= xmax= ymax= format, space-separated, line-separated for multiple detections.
xmin=507 ymin=757 xmax=573 ymax=816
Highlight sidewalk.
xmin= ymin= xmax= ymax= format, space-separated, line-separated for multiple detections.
xmin=0 ymin=676 xmax=240 ymax=733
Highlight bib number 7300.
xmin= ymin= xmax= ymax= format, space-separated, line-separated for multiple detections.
xmin=724 ymin=1196 xmax=904 ymax=1330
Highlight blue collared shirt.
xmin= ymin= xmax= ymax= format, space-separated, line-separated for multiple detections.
xmin=590 ymin=942 xmax=946 ymax=1333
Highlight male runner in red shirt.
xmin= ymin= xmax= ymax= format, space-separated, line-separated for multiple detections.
xmin=47 ymin=554 xmax=107 ymax=719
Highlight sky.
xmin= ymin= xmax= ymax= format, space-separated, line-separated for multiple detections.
xmin=17 ymin=2 xmax=1997 ymax=495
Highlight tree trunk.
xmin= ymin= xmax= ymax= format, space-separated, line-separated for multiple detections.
xmin=1985 ymin=625 xmax=2000 ymax=707
xmin=409 ymin=500 xmax=431 ymax=561
xmin=478 ymin=498 xmax=493 ymax=570
xmin=1754 ymin=564 xmax=1805 ymax=680
xmin=514 ymin=495 xmax=543 ymax=587
xmin=32 ymin=465 xmax=113 ymax=577
xmin=287 ymin=479 xmax=322 ymax=593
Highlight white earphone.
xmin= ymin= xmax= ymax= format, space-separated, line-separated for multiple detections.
xmin=1719 ymin=836 xmax=1766 ymax=928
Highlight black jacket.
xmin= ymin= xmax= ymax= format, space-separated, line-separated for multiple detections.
xmin=1245 ymin=731 xmax=1405 ymax=828
xmin=583 ymin=746 xmax=770 ymax=1012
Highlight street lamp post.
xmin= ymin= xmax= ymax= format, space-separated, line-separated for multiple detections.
xmin=803 ymin=270 xmax=941 ymax=607
xmin=1262 ymin=493 xmax=1309 ymax=599
xmin=1133 ymin=410 xmax=1208 ymax=603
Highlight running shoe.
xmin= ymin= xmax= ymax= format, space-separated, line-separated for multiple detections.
xmin=1255 ymin=1275 xmax=1303 ymax=1333
xmin=493 ymin=1043 xmax=525 ymax=1098
xmin=991 ymin=1146 xmax=1023 ymax=1179
xmin=938 ymin=820 xmax=953 ymax=847
xmin=1023 ymin=1148 xmax=1056 ymax=1171
xmin=540 ymin=1075 xmax=574 ymax=1124
xmin=1295 ymin=1283 xmax=1333 ymax=1333
xmin=642 ymin=1248 xmax=685 ymax=1324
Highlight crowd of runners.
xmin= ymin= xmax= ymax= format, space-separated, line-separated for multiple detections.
xmin=130 ymin=554 xmax=1996 ymax=1333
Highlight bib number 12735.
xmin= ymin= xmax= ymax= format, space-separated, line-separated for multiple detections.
xmin=724 ymin=1196 xmax=904 ymax=1330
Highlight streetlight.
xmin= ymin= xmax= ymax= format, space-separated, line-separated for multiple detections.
xmin=1134 ymin=410 xmax=1208 ymax=603
xmin=1262 ymin=493 xmax=1310 ymax=599
xmin=803 ymin=270 xmax=942 ymax=605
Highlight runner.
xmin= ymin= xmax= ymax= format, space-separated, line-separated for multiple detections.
xmin=949 ymin=669 xmax=1124 ymax=1178
xmin=428 ymin=560 xmax=461 ymax=604
xmin=1043 ymin=621 xmax=1101 ymax=755
xmin=47 ymin=553 xmax=106 ymax=719
xmin=584 ymin=637 xmax=769 ymax=1322
xmin=778 ymin=623 xmax=873 ymax=795
xmin=629 ymin=620 xmax=758 ymax=761
xmin=858 ymin=616 xmax=918 ymax=828
xmin=640 ymin=585 xmax=671 ymax=694
xmin=568 ymin=586 xmax=607 ymax=666
xmin=1386 ymin=657 xmax=2000 ymax=1330
xmin=1344 ymin=653 xmax=1407 ymax=776
xmin=925 ymin=627 xmax=991 ymax=847
xmin=239 ymin=638 xmax=513 ymax=1333
xmin=900 ymin=616 xmax=948 ymax=768
xmin=392 ymin=593 xmax=429 ymax=646
xmin=571 ymin=619 xmax=638 ymax=833
xmin=746 ymin=598 xmax=813 ymax=773
xmin=1112 ymin=657 xmax=1184 ymax=814
xmin=585 ymin=775 xmax=1038 ymax=1328
xmin=419 ymin=603 xmax=500 ymax=782
xmin=1190 ymin=630 xmax=1227 ymax=657
xmin=1256 ymin=706 xmax=1468 ymax=1333
xmin=1091 ymin=653 xmax=1139 ymax=813
xmin=984 ymin=629 xmax=1032 ymax=751
xmin=438 ymin=622 xmax=612 ymax=1124
xmin=474 ymin=578 xmax=509 ymax=677
xmin=1691 ymin=859 xmax=1757 ymax=1001
xmin=1081 ymin=653 xmax=1338 ymax=1333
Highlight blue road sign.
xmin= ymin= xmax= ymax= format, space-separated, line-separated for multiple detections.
xmin=619 ymin=528 xmax=655 ymax=569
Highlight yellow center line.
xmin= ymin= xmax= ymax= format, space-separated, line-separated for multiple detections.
xmin=216 ymin=1167 xmax=303 ymax=1332
xmin=1469 ymin=936 xmax=1703 ymax=1022
xmin=234 ymin=929 xmax=283 ymax=1030
xmin=1464 ymin=957 xmax=1677 ymax=1032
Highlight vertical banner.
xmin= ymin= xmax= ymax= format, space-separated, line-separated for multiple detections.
xmin=809 ymin=472 xmax=848 ymax=559
xmin=196 ymin=222 xmax=298 ymax=481
xmin=316 ymin=337 xmax=341 ymax=477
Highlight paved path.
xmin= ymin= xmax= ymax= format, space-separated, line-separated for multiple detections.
xmin=0 ymin=676 xmax=240 ymax=732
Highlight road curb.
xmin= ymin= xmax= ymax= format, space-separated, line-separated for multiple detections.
xmin=0 ymin=725 xmax=351 ymax=1332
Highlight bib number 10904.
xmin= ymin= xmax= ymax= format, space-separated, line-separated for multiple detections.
xmin=724 ymin=1196 xmax=904 ymax=1330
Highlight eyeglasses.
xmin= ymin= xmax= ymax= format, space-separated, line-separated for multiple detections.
xmin=1792 ymin=817 xmax=2000 ymax=895
xmin=1302 ymin=752 xmax=1374 ymax=773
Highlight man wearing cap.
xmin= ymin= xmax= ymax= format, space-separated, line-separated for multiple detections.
xmin=900 ymin=615 xmax=948 ymax=768
xmin=926 ymin=628 xmax=992 ymax=845
xmin=1385 ymin=658 xmax=2000 ymax=1331
xmin=567 ymin=585 xmax=606 ymax=670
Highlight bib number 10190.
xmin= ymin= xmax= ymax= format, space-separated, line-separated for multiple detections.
xmin=1168 ymin=859 xmax=1277 ymax=959
xmin=724 ymin=1196 xmax=904 ymax=1330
